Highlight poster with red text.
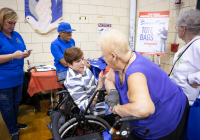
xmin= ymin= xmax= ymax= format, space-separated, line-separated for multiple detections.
xmin=135 ymin=11 xmax=170 ymax=55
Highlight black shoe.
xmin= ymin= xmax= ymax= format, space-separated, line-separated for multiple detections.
xmin=11 ymin=134 xmax=19 ymax=140
xmin=17 ymin=123 xmax=28 ymax=129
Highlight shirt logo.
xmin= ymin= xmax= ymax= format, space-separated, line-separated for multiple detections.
xmin=16 ymin=38 xmax=22 ymax=43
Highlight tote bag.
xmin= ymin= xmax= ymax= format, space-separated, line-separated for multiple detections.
xmin=187 ymin=98 xmax=200 ymax=140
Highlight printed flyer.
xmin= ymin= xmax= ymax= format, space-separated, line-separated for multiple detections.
xmin=135 ymin=11 xmax=170 ymax=55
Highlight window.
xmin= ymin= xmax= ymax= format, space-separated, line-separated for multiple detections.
xmin=197 ymin=0 xmax=200 ymax=10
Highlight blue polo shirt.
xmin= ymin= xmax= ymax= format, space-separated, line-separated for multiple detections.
xmin=51 ymin=36 xmax=75 ymax=72
xmin=0 ymin=31 xmax=26 ymax=89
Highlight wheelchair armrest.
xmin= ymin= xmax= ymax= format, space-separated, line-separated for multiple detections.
xmin=57 ymin=78 xmax=66 ymax=88
xmin=56 ymin=90 xmax=69 ymax=95
xmin=121 ymin=116 xmax=149 ymax=122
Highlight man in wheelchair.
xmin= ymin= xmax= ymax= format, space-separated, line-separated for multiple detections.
xmin=63 ymin=47 xmax=112 ymax=118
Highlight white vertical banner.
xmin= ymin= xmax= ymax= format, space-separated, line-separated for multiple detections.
xmin=135 ymin=11 xmax=170 ymax=56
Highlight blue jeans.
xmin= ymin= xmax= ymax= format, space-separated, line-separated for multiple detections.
xmin=57 ymin=70 xmax=67 ymax=80
xmin=0 ymin=84 xmax=23 ymax=135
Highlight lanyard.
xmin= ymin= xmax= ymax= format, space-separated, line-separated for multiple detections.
xmin=169 ymin=38 xmax=200 ymax=76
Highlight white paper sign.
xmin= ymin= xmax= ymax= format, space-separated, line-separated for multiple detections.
xmin=98 ymin=23 xmax=112 ymax=34
xmin=135 ymin=11 xmax=170 ymax=55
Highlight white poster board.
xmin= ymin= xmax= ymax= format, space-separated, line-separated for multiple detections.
xmin=98 ymin=23 xmax=112 ymax=34
xmin=135 ymin=11 xmax=170 ymax=56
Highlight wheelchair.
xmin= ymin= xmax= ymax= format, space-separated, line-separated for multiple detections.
xmin=52 ymin=111 xmax=150 ymax=140
xmin=47 ymin=78 xmax=115 ymax=138
xmin=49 ymin=84 xmax=150 ymax=140
xmin=47 ymin=79 xmax=149 ymax=140
xmin=49 ymin=87 xmax=113 ymax=138
xmin=46 ymin=79 xmax=80 ymax=131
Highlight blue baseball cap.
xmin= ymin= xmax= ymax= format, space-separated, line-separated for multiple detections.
xmin=57 ymin=22 xmax=76 ymax=32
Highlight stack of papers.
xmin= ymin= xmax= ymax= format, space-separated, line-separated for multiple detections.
xmin=35 ymin=65 xmax=56 ymax=72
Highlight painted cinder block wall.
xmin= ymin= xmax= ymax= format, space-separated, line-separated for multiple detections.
xmin=0 ymin=0 xmax=130 ymax=71
xmin=0 ymin=0 xmax=198 ymax=74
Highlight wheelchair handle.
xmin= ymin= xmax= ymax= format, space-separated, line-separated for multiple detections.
xmin=109 ymin=116 xmax=149 ymax=134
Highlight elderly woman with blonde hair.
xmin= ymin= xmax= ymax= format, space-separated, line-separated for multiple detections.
xmin=0 ymin=8 xmax=30 ymax=140
xmin=169 ymin=9 xmax=200 ymax=106
xmin=98 ymin=29 xmax=189 ymax=140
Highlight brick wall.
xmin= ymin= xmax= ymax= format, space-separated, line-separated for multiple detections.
xmin=0 ymin=0 xmax=198 ymax=74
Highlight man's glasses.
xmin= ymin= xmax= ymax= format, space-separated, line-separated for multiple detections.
xmin=62 ymin=32 xmax=72 ymax=35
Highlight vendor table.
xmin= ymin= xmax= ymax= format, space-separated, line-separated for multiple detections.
xmin=27 ymin=70 xmax=63 ymax=108
xmin=27 ymin=66 xmax=110 ymax=109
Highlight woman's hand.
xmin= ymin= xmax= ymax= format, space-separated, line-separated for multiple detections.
xmin=110 ymin=104 xmax=120 ymax=115
xmin=13 ymin=50 xmax=30 ymax=59
xmin=25 ymin=50 xmax=31 ymax=58
xmin=97 ymin=70 xmax=105 ymax=89
xmin=187 ymin=79 xmax=200 ymax=88
xmin=84 ymin=60 xmax=91 ymax=69
xmin=110 ymin=107 xmax=115 ymax=114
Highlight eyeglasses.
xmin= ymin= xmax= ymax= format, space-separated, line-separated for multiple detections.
xmin=62 ymin=32 xmax=72 ymax=35
xmin=101 ymin=53 xmax=111 ymax=60
xmin=175 ymin=26 xmax=179 ymax=29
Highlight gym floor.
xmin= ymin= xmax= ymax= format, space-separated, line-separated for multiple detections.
xmin=0 ymin=100 xmax=53 ymax=140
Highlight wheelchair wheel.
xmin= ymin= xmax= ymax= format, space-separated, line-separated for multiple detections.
xmin=59 ymin=115 xmax=111 ymax=139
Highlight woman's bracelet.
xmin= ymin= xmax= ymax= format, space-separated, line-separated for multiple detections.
xmin=113 ymin=104 xmax=119 ymax=114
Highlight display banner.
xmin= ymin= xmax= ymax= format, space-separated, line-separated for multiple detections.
xmin=25 ymin=0 xmax=63 ymax=34
xmin=135 ymin=11 xmax=170 ymax=55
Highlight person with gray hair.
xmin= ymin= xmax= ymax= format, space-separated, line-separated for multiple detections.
xmin=170 ymin=9 xmax=200 ymax=106
xmin=98 ymin=29 xmax=188 ymax=140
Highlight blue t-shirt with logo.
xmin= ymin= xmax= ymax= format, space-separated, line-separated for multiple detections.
xmin=0 ymin=31 xmax=26 ymax=89
xmin=51 ymin=36 xmax=75 ymax=73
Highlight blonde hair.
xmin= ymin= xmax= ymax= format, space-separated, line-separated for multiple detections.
xmin=0 ymin=7 xmax=18 ymax=30
xmin=97 ymin=29 xmax=130 ymax=56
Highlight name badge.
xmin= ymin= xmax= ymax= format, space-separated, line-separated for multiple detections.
xmin=16 ymin=38 xmax=22 ymax=43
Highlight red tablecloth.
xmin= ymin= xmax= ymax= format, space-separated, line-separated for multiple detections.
xmin=27 ymin=66 xmax=110 ymax=97
xmin=27 ymin=70 xmax=62 ymax=97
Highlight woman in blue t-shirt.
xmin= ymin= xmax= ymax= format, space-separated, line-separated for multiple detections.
xmin=98 ymin=29 xmax=189 ymax=140
xmin=0 ymin=8 xmax=30 ymax=140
